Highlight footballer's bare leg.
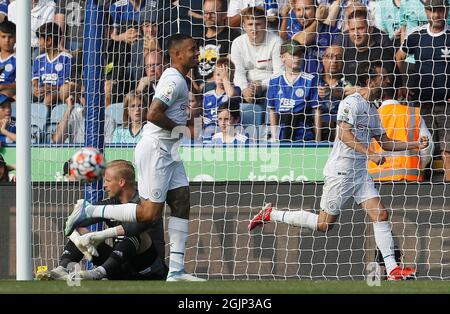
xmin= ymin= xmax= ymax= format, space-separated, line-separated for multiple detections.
xmin=164 ymin=186 xmax=205 ymax=281
xmin=361 ymin=197 xmax=416 ymax=280
xmin=136 ymin=200 xmax=164 ymax=222
xmin=249 ymin=203 xmax=337 ymax=232
xmin=316 ymin=211 xmax=339 ymax=233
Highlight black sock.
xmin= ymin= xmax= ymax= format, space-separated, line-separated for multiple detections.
xmin=59 ymin=240 xmax=83 ymax=268
xmin=102 ymin=237 xmax=139 ymax=277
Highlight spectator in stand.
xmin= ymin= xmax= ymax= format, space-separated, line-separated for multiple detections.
xmin=211 ymin=101 xmax=250 ymax=145
xmin=397 ymin=0 xmax=450 ymax=182
xmin=318 ymin=45 xmax=345 ymax=141
xmin=395 ymin=0 xmax=450 ymax=100
xmin=105 ymin=0 xmax=148 ymax=107
xmin=342 ymin=2 xmax=395 ymax=94
xmin=227 ymin=0 xmax=288 ymax=28
xmin=202 ymin=57 xmax=241 ymax=141
xmin=0 ymin=0 xmax=8 ymax=23
xmin=368 ymin=62 xmax=433 ymax=182
xmin=322 ymin=0 xmax=372 ymax=31
xmin=267 ymin=41 xmax=320 ymax=142
xmin=111 ymin=91 xmax=148 ymax=144
xmin=135 ymin=49 xmax=164 ymax=94
xmin=0 ymin=21 xmax=16 ymax=99
xmin=184 ymin=91 xmax=203 ymax=143
xmin=8 ymin=0 xmax=56 ymax=51
xmin=54 ymin=0 xmax=86 ymax=54
xmin=0 ymin=94 xmax=15 ymax=146
xmin=230 ymin=6 xmax=283 ymax=104
xmin=0 ymin=153 xmax=15 ymax=182
xmin=51 ymin=92 xmax=115 ymax=144
xmin=32 ymin=22 xmax=76 ymax=107
xmin=280 ymin=0 xmax=297 ymax=40
xmin=129 ymin=3 xmax=163 ymax=85
xmin=175 ymin=0 xmax=205 ymax=38
xmin=288 ymin=0 xmax=341 ymax=75
xmin=373 ymin=0 xmax=401 ymax=47
xmin=195 ymin=0 xmax=240 ymax=92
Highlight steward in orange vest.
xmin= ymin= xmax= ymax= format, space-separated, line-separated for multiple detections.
xmin=368 ymin=100 xmax=433 ymax=181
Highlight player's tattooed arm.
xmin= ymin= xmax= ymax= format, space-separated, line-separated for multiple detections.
xmin=338 ymin=121 xmax=385 ymax=165
xmin=147 ymin=98 xmax=179 ymax=131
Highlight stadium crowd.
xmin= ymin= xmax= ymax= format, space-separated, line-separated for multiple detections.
xmin=0 ymin=0 xmax=449 ymax=180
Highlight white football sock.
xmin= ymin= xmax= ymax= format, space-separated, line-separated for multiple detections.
xmin=168 ymin=217 xmax=189 ymax=273
xmin=90 ymin=203 xmax=137 ymax=222
xmin=373 ymin=221 xmax=397 ymax=274
xmin=270 ymin=209 xmax=318 ymax=231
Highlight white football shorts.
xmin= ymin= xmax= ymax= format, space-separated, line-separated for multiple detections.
xmin=320 ymin=171 xmax=380 ymax=216
xmin=135 ymin=136 xmax=188 ymax=203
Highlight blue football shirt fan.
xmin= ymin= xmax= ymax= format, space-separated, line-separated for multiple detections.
xmin=0 ymin=0 xmax=8 ymax=18
xmin=32 ymin=51 xmax=72 ymax=87
xmin=203 ymin=87 xmax=241 ymax=128
xmin=267 ymin=71 xmax=319 ymax=141
xmin=0 ymin=94 xmax=15 ymax=145
xmin=0 ymin=53 xmax=15 ymax=84
xmin=109 ymin=0 xmax=148 ymax=27
xmin=286 ymin=9 xmax=340 ymax=74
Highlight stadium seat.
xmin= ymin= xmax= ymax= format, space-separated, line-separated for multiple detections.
xmin=240 ymin=103 xmax=265 ymax=126
xmin=106 ymin=102 xmax=124 ymax=125
xmin=50 ymin=103 xmax=68 ymax=124
xmin=11 ymin=102 xmax=16 ymax=118
xmin=31 ymin=103 xmax=49 ymax=143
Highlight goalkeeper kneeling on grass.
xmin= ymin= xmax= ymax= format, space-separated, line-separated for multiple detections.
xmin=249 ymin=61 xmax=429 ymax=281
xmin=40 ymin=160 xmax=168 ymax=280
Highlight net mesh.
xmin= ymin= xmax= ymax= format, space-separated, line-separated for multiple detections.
xmin=3 ymin=0 xmax=447 ymax=279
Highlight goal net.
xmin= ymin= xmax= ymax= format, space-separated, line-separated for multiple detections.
xmin=2 ymin=0 xmax=449 ymax=280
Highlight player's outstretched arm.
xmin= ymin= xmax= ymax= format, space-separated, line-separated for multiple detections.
xmin=376 ymin=133 xmax=429 ymax=152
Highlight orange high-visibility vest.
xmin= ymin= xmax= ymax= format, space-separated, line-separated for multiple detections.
xmin=368 ymin=101 xmax=422 ymax=181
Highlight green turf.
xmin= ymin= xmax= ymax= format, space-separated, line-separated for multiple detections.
xmin=1 ymin=280 xmax=450 ymax=294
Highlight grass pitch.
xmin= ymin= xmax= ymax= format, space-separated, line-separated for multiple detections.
xmin=1 ymin=280 xmax=450 ymax=294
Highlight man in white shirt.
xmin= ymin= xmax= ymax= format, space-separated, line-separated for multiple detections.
xmin=8 ymin=0 xmax=56 ymax=48
xmin=249 ymin=61 xmax=429 ymax=281
xmin=228 ymin=0 xmax=289 ymax=27
xmin=230 ymin=6 xmax=284 ymax=104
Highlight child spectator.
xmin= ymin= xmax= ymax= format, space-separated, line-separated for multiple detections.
xmin=0 ymin=94 xmax=15 ymax=146
xmin=0 ymin=153 xmax=15 ymax=182
xmin=211 ymin=102 xmax=250 ymax=145
xmin=0 ymin=21 xmax=16 ymax=99
xmin=32 ymin=22 xmax=76 ymax=107
xmin=202 ymin=58 xmax=241 ymax=141
xmin=51 ymin=92 xmax=115 ymax=144
xmin=112 ymin=91 xmax=148 ymax=144
xmin=267 ymin=40 xmax=321 ymax=142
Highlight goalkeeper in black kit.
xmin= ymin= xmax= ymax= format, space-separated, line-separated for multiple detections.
xmin=40 ymin=160 xmax=168 ymax=280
